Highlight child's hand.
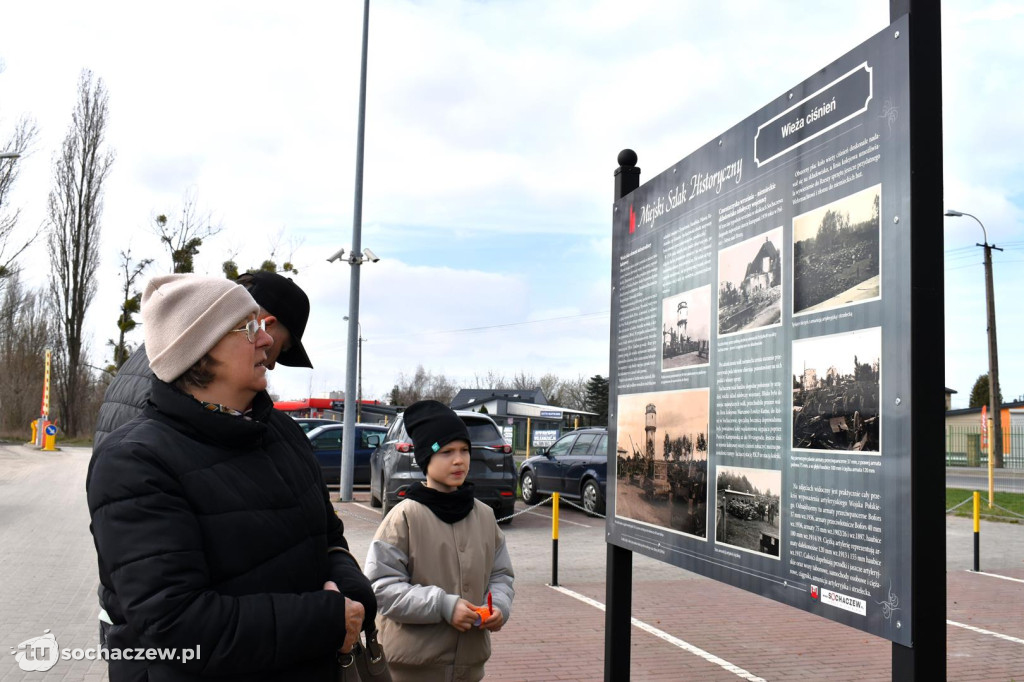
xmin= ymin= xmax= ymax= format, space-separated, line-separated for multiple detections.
xmin=480 ymin=606 xmax=504 ymax=632
xmin=451 ymin=599 xmax=479 ymax=632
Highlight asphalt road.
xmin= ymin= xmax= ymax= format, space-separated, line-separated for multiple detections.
xmin=946 ymin=465 xmax=1024 ymax=494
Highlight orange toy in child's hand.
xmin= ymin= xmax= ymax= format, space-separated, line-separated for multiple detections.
xmin=472 ymin=606 xmax=491 ymax=626
xmin=472 ymin=592 xmax=493 ymax=626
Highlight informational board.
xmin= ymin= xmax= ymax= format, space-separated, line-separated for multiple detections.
xmin=532 ymin=430 xmax=559 ymax=448
xmin=608 ymin=17 xmax=912 ymax=644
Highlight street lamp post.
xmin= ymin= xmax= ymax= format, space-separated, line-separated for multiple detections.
xmin=335 ymin=0 xmax=372 ymax=503
xmin=343 ymin=316 xmax=364 ymax=423
xmin=945 ymin=209 xmax=1002 ymax=508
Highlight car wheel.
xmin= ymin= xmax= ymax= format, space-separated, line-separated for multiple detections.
xmin=370 ymin=480 xmax=382 ymax=508
xmin=582 ymin=479 xmax=605 ymax=516
xmin=520 ymin=471 xmax=539 ymax=504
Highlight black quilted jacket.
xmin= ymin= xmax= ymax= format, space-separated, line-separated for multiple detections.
xmin=87 ymin=379 xmax=371 ymax=681
xmin=93 ymin=343 xmax=154 ymax=451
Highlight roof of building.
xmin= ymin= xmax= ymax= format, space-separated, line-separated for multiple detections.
xmin=450 ymin=388 xmax=548 ymax=410
xmin=946 ymin=399 xmax=1024 ymax=416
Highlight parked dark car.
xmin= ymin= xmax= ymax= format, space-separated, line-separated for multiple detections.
xmin=292 ymin=417 xmax=338 ymax=434
xmin=370 ymin=410 xmax=516 ymax=523
xmin=519 ymin=427 xmax=608 ymax=515
xmin=307 ymin=423 xmax=387 ymax=485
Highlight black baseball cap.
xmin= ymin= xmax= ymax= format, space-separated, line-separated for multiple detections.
xmin=238 ymin=271 xmax=313 ymax=368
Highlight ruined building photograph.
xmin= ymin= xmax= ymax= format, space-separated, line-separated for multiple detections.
xmin=791 ymin=327 xmax=881 ymax=453
xmin=718 ymin=226 xmax=783 ymax=335
xmin=793 ymin=183 xmax=881 ymax=315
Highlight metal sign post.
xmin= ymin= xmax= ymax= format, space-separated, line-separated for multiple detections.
xmin=890 ymin=0 xmax=945 ymax=678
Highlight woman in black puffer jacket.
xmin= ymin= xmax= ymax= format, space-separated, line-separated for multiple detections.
xmin=87 ymin=274 xmax=372 ymax=682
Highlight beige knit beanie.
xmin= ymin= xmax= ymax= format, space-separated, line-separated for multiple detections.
xmin=142 ymin=274 xmax=260 ymax=382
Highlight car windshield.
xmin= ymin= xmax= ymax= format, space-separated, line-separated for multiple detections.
xmin=464 ymin=419 xmax=502 ymax=444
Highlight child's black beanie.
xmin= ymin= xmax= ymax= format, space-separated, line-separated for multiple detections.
xmin=403 ymin=400 xmax=472 ymax=472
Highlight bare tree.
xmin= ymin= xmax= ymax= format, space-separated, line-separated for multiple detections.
xmin=551 ymin=374 xmax=588 ymax=411
xmin=108 ymin=248 xmax=153 ymax=369
xmin=0 ymin=276 xmax=53 ymax=434
xmin=471 ymin=370 xmax=508 ymax=390
xmin=0 ymin=117 xmax=39 ymax=282
xmin=388 ymin=365 xmax=459 ymax=406
xmin=222 ymin=227 xmax=300 ymax=279
xmin=47 ymin=70 xmax=114 ymax=436
xmin=154 ymin=187 xmax=220 ymax=273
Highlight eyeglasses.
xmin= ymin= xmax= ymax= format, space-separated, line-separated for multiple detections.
xmin=230 ymin=318 xmax=266 ymax=343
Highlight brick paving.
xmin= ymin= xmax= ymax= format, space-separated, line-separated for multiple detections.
xmin=1 ymin=443 xmax=1022 ymax=681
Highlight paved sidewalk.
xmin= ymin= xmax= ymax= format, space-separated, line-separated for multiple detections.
xmin=2 ymin=443 xmax=1022 ymax=681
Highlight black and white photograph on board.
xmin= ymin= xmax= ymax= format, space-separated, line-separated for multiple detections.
xmin=792 ymin=326 xmax=881 ymax=453
xmin=661 ymin=285 xmax=711 ymax=371
xmin=718 ymin=226 xmax=783 ymax=336
xmin=615 ymin=388 xmax=710 ymax=539
xmin=793 ymin=184 xmax=882 ymax=315
xmin=714 ymin=466 xmax=781 ymax=557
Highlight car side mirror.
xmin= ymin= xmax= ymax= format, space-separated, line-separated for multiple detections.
xmin=367 ymin=435 xmax=381 ymax=448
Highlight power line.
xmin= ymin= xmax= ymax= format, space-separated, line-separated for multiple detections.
xmin=320 ymin=310 xmax=610 ymax=349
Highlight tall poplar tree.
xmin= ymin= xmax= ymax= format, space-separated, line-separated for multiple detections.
xmin=47 ymin=70 xmax=114 ymax=436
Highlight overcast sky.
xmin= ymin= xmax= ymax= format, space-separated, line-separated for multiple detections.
xmin=1 ymin=1 xmax=1021 ymax=409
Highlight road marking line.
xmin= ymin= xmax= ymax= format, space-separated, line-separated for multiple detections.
xmin=967 ymin=570 xmax=1024 ymax=585
xmin=548 ymin=585 xmax=766 ymax=681
xmin=948 ymin=620 xmax=1024 ymax=645
xmin=525 ymin=509 xmax=591 ymax=528
xmin=351 ymin=502 xmax=382 ymax=515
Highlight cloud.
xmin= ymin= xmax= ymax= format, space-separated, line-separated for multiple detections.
xmin=0 ymin=0 xmax=1021 ymax=411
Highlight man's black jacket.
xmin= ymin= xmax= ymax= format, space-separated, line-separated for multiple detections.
xmin=93 ymin=343 xmax=154 ymax=451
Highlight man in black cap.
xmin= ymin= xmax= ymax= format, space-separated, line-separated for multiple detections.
xmin=93 ymin=270 xmax=313 ymax=448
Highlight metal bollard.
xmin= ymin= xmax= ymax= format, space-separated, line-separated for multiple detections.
xmin=973 ymin=491 xmax=980 ymax=572
xmin=551 ymin=492 xmax=559 ymax=587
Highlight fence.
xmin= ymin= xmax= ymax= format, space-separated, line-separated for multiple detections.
xmin=945 ymin=425 xmax=1024 ymax=469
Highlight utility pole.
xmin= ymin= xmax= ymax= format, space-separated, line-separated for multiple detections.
xmin=981 ymin=239 xmax=1003 ymax=474
xmin=946 ymin=210 xmax=1003 ymax=503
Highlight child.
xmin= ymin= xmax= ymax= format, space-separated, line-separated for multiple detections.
xmin=364 ymin=400 xmax=515 ymax=682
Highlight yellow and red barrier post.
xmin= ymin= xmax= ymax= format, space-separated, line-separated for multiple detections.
xmin=36 ymin=348 xmax=52 ymax=448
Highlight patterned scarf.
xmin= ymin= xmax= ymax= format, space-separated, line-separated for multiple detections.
xmin=197 ymin=399 xmax=252 ymax=420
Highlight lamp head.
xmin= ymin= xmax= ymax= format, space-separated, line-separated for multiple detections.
xmin=944 ymin=210 xmax=963 ymax=217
